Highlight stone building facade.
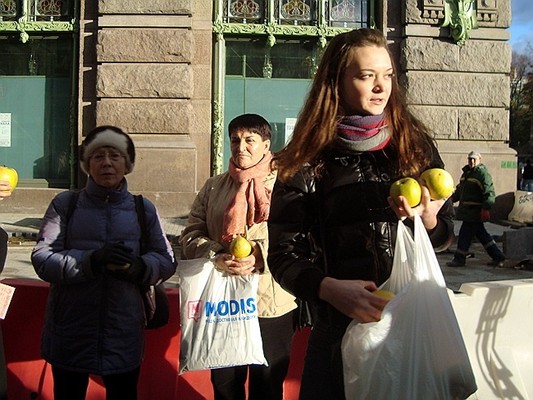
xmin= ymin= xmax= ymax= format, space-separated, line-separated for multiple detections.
xmin=81 ymin=0 xmax=212 ymax=217
xmin=3 ymin=0 xmax=515 ymax=218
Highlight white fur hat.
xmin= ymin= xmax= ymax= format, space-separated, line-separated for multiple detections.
xmin=80 ymin=126 xmax=135 ymax=174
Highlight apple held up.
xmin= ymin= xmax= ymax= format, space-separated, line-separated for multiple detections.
xmin=420 ymin=168 xmax=454 ymax=200
xmin=389 ymin=168 xmax=454 ymax=207
xmin=229 ymin=235 xmax=253 ymax=258
xmin=0 ymin=165 xmax=18 ymax=192
xmin=389 ymin=177 xmax=422 ymax=207
xmin=373 ymin=289 xmax=395 ymax=300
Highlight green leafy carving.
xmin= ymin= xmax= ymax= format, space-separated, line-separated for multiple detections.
xmin=442 ymin=0 xmax=478 ymax=45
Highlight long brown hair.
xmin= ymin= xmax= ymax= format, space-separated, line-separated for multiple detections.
xmin=274 ymin=28 xmax=435 ymax=181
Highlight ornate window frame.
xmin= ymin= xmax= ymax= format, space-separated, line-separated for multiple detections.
xmin=0 ymin=0 xmax=77 ymax=42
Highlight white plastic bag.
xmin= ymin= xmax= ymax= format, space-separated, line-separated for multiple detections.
xmin=342 ymin=214 xmax=477 ymax=400
xmin=177 ymin=259 xmax=268 ymax=373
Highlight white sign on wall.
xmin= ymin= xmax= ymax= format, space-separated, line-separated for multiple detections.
xmin=284 ymin=117 xmax=297 ymax=144
xmin=0 ymin=113 xmax=11 ymax=147
xmin=508 ymin=190 xmax=533 ymax=224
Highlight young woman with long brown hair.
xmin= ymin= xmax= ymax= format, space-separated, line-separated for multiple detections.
xmin=267 ymin=28 xmax=455 ymax=399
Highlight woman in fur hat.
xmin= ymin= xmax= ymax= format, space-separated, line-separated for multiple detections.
xmin=31 ymin=125 xmax=176 ymax=400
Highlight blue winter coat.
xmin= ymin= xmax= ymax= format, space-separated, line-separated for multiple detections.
xmin=31 ymin=177 xmax=176 ymax=375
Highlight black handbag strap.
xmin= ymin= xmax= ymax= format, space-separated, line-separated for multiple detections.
xmin=133 ymin=195 xmax=148 ymax=255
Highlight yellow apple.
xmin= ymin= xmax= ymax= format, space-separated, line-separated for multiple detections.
xmin=389 ymin=177 xmax=422 ymax=207
xmin=0 ymin=165 xmax=18 ymax=192
xmin=107 ymin=263 xmax=131 ymax=271
xmin=373 ymin=289 xmax=395 ymax=300
xmin=229 ymin=235 xmax=253 ymax=258
xmin=420 ymin=168 xmax=454 ymax=200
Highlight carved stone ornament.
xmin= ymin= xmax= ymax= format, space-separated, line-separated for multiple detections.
xmin=423 ymin=0 xmax=446 ymax=20
xmin=442 ymin=0 xmax=478 ymax=45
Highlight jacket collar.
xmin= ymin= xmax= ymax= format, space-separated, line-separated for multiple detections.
xmin=85 ymin=176 xmax=129 ymax=203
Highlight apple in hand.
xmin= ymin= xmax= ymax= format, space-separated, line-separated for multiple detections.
xmin=420 ymin=168 xmax=454 ymax=200
xmin=229 ymin=235 xmax=253 ymax=258
xmin=389 ymin=177 xmax=422 ymax=207
xmin=373 ymin=289 xmax=395 ymax=300
xmin=0 ymin=165 xmax=18 ymax=192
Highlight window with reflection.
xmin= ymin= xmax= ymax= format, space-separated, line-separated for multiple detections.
xmin=277 ymin=0 xmax=315 ymax=25
xmin=0 ymin=0 xmax=16 ymax=20
xmin=329 ymin=0 xmax=368 ymax=28
xmin=222 ymin=0 xmax=370 ymax=28
xmin=0 ymin=33 xmax=74 ymax=187
xmin=226 ymin=38 xmax=318 ymax=79
xmin=31 ymin=0 xmax=71 ymax=21
xmin=225 ymin=0 xmax=265 ymax=23
xmin=217 ymin=1 xmax=375 ymax=173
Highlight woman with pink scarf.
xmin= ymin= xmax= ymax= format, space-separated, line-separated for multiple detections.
xmin=180 ymin=114 xmax=296 ymax=400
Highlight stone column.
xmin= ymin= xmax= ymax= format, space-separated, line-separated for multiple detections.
xmin=77 ymin=0 xmax=212 ymax=217
xmin=398 ymin=0 xmax=516 ymax=212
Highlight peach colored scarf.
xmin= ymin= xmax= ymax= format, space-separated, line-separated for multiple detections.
xmin=222 ymin=152 xmax=273 ymax=242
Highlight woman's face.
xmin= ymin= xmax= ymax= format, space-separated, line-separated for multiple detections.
xmin=88 ymin=146 xmax=127 ymax=189
xmin=340 ymin=45 xmax=393 ymax=116
xmin=230 ymin=129 xmax=270 ymax=170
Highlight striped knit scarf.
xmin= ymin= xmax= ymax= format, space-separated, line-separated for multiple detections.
xmin=335 ymin=113 xmax=391 ymax=152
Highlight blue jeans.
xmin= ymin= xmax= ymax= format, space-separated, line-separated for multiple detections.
xmin=522 ymin=179 xmax=533 ymax=191
xmin=454 ymin=221 xmax=505 ymax=262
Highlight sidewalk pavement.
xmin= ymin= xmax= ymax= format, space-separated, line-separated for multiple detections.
xmin=1 ymin=213 xmax=532 ymax=292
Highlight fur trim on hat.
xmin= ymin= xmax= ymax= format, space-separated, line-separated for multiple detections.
xmin=80 ymin=127 xmax=135 ymax=174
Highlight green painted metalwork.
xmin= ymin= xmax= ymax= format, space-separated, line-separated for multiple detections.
xmin=212 ymin=0 xmax=372 ymax=174
xmin=0 ymin=0 xmax=77 ymax=42
xmin=442 ymin=0 xmax=478 ymax=46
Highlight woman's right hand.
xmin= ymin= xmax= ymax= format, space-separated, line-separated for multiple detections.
xmin=213 ymin=252 xmax=256 ymax=276
xmin=318 ymin=277 xmax=388 ymax=322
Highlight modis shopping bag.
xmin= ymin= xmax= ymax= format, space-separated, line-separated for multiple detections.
xmin=342 ymin=215 xmax=477 ymax=400
xmin=177 ymin=259 xmax=267 ymax=373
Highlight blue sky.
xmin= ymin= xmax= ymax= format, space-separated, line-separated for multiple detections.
xmin=510 ymin=0 xmax=533 ymax=54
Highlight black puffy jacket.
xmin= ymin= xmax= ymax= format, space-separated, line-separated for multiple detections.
xmin=267 ymin=147 xmax=454 ymax=327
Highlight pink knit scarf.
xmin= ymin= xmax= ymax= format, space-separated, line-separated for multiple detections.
xmin=222 ymin=152 xmax=273 ymax=242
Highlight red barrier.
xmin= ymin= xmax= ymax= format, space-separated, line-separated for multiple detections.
xmin=0 ymin=278 xmax=309 ymax=399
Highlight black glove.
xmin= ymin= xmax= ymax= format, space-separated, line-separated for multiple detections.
xmin=106 ymin=248 xmax=147 ymax=284
xmin=106 ymin=243 xmax=134 ymax=266
xmin=89 ymin=244 xmax=114 ymax=275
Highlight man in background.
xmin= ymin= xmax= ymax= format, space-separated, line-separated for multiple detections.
xmin=447 ymin=151 xmax=507 ymax=268
xmin=521 ymin=159 xmax=533 ymax=192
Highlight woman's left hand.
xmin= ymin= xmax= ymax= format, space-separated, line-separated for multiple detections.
xmin=388 ymin=186 xmax=445 ymax=230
